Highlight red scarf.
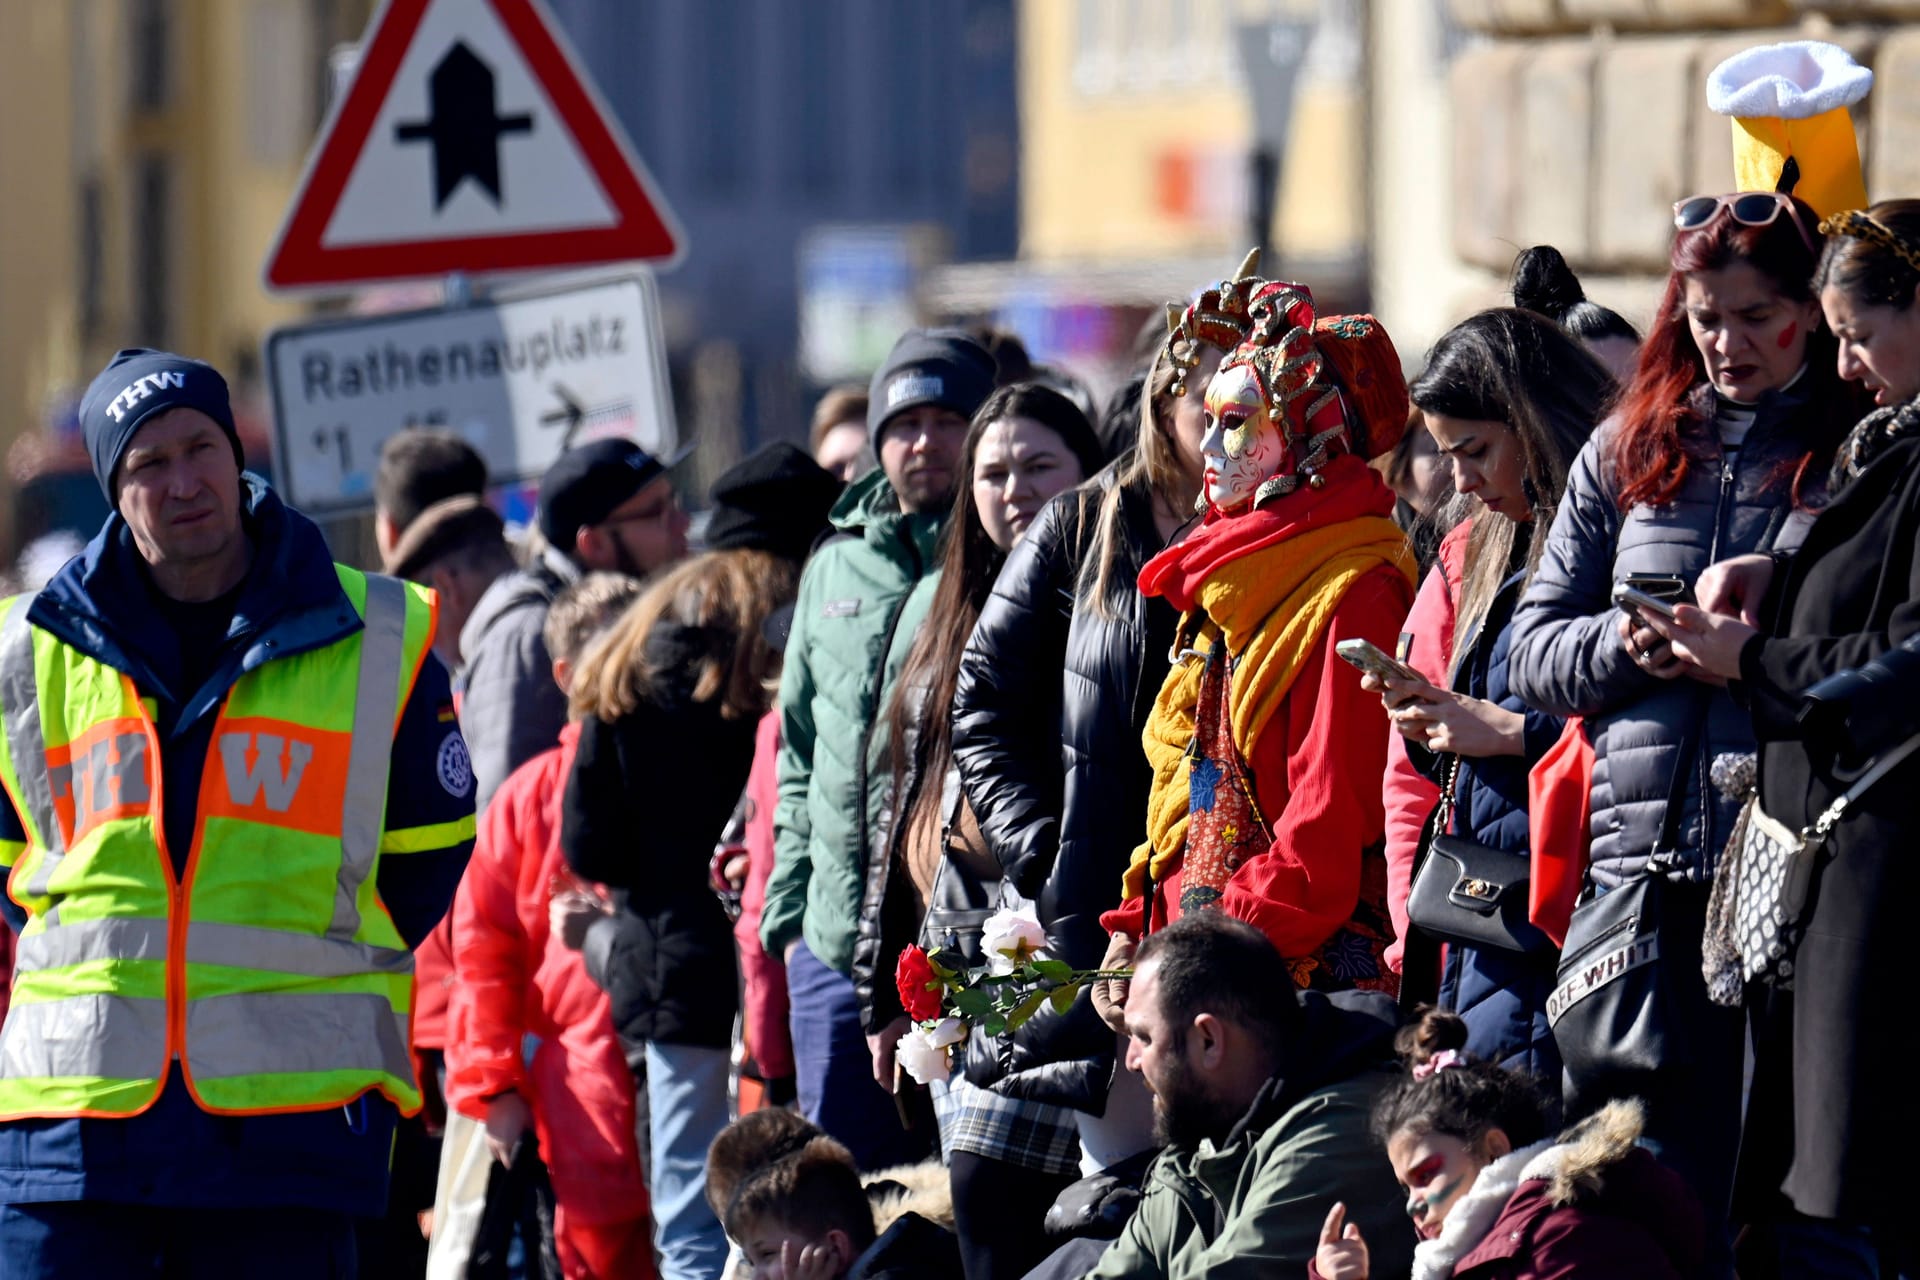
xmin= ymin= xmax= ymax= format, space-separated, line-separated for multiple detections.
xmin=1139 ymin=455 xmax=1397 ymax=610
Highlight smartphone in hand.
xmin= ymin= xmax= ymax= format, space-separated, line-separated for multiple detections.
xmin=1613 ymin=583 xmax=1680 ymax=623
xmin=1621 ymin=573 xmax=1692 ymax=604
xmin=1335 ymin=638 xmax=1424 ymax=684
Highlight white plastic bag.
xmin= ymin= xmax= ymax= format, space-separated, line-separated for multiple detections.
xmin=425 ymin=1109 xmax=492 ymax=1280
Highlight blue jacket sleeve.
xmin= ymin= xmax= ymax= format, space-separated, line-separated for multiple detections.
xmin=377 ymin=654 xmax=477 ymax=949
xmin=1508 ymin=434 xmax=1649 ymax=717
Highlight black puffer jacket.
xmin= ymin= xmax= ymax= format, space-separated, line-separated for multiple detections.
xmin=951 ymin=466 xmax=1178 ymax=1110
xmin=563 ymin=621 xmax=756 ymax=1050
xmin=1508 ymin=382 xmax=1842 ymax=885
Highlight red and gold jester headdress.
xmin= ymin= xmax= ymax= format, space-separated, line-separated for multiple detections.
xmin=1210 ymin=283 xmax=1410 ymax=508
xmin=1162 ymin=247 xmax=1265 ymax=396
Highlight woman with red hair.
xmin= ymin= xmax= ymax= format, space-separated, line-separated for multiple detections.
xmin=1506 ymin=194 xmax=1868 ymax=1273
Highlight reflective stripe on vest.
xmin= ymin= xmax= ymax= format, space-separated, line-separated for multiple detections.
xmin=0 ymin=570 xmax=433 ymax=1119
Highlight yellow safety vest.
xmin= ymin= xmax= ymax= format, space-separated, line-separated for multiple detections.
xmin=0 ymin=567 xmax=440 ymax=1121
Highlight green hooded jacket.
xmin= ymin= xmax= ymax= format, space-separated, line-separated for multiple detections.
xmin=761 ymin=468 xmax=943 ymax=974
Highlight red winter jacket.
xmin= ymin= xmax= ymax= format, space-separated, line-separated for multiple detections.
xmin=734 ymin=711 xmax=794 ymax=1081
xmin=412 ymin=918 xmax=456 ymax=1049
xmin=1381 ymin=521 xmax=1465 ymax=970
xmin=446 ymin=724 xmax=647 ymax=1228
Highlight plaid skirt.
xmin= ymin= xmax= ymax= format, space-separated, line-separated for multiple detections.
xmin=930 ymin=1071 xmax=1082 ymax=1177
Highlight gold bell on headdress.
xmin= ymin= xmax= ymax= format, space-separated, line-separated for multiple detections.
xmin=1309 ymin=472 xmax=1327 ymax=490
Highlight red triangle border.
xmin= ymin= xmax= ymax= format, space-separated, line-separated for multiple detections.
xmin=264 ymin=0 xmax=683 ymax=291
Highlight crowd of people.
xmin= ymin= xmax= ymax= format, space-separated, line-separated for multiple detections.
xmin=1 ymin=36 xmax=1918 ymax=1280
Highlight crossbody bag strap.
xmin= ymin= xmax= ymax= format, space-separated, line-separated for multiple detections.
xmin=1651 ymin=715 xmax=1706 ymax=869
xmin=1808 ymin=730 xmax=1920 ymax=841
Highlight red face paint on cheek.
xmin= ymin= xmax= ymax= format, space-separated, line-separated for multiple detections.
xmin=1777 ymin=321 xmax=1799 ymax=351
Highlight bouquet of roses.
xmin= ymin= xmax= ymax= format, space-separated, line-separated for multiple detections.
xmin=891 ymin=906 xmax=1131 ymax=1085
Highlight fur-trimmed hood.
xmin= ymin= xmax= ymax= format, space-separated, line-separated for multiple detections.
xmin=1413 ymin=1100 xmax=1704 ymax=1280
xmin=864 ymin=1160 xmax=956 ymax=1235
xmin=1530 ymin=1098 xmax=1647 ymax=1208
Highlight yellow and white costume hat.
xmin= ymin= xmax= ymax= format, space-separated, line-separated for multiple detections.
xmin=1706 ymin=40 xmax=1872 ymax=219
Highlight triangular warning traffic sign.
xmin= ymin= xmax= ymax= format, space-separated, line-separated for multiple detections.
xmin=264 ymin=0 xmax=683 ymax=291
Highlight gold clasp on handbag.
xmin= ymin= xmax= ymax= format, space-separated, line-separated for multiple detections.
xmin=1456 ymin=877 xmax=1500 ymax=902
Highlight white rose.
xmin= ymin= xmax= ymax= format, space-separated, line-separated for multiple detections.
xmin=925 ymin=1017 xmax=967 ymax=1050
xmin=895 ymin=1024 xmax=954 ymax=1086
xmin=981 ymin=907 xmax=1048 ymax=976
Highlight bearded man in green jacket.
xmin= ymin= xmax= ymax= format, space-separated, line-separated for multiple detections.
xmin=760 ymin=328 xmax=996 ymax=1170
xmin=1069 ymin=913 xmax=1416 ymax=1280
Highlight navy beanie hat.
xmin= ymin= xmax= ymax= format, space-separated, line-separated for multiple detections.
xmin=866 ymin=329 xmax=998 ymax=445
xmin=79 ymin=348 xmax=241 ymax=503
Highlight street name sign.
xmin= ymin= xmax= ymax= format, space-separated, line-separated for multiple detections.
xmin=265 ymin=274 xmax=675 ymax=513
xmin=264 ymin=0 xmax=683 ymax=290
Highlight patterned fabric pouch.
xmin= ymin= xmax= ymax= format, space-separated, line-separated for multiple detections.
xmin=1180 ymin=641 xmax=1271 ymax=913
xmin=1709 ymin=735 xmax=1920 ymax=999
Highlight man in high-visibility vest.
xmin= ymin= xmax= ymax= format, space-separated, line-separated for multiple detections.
xmin=0 ymin=349 xmax=477 ymax=1275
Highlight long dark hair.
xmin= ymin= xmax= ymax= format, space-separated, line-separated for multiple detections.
xmin=884 ymin=384 xmax=1097 ymax=855
xmin=1410 ymin=308 xmax=1611 ymax=673
xmin=1609 ymin=195 xmax=1858 ymax=510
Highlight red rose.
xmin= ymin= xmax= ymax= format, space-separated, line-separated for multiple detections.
xmin=895 ymin=946 xmax=943 ymax=1022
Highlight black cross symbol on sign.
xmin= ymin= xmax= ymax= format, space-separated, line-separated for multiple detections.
xmin=395 ymin=41 xmax=533 ymax=210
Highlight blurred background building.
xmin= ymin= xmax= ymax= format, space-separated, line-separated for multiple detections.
xmin=0 ymin=0 xmax=375 ymax=556
xmin=3 ymin=0 xmax=1920 ymax=569
xmin=1369 ymin=0 xmax=1920 ymax=356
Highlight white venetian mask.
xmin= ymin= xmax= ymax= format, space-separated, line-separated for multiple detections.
xmin=1200 ymin=360 xmax=1286 ymax=514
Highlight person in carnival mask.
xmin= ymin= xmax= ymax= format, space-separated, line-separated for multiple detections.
xmin=1095 ymin=277 xmax=1417 ymax=1021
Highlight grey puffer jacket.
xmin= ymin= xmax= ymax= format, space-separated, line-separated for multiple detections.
xmin=458 ymin=545 xmax=578 ymax=810
xmin=1508 ymin=383 xmax=1833 ymax=885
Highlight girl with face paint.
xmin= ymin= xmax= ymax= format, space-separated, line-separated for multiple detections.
xmin=1096 ymin=277 xmax=1419 ymax=1002
xmin=1310 ymin=1010 xmax=1705 ymax=1280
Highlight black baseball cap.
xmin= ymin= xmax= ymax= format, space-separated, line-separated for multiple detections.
xmin=537 ymin=439 xmax=688 ymax=553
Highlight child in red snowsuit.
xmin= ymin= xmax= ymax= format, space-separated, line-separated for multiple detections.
xmin=445 ymin=574 xmax=652 ymax=1280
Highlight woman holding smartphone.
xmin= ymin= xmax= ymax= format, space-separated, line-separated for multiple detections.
xmin=1364 ymin=308 xmax=1613 ymax=1077
xmin=1504 ymin=192 xmax=1867 ymax=1271
xmin=1639 ymin=199 xmax=1920 ymax=1272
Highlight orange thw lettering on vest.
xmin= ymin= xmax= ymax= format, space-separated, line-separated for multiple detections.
xmin=204 ymin=716 xmax=352 ymax=836
xmin=47 ymin=720 xmax=153 ymax=846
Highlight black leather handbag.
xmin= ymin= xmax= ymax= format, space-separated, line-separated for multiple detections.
xmin=1547 ymin=719 xmax=1700 ymax=1118
xmin=1406 ymin=757 xmax=1550 ymax=954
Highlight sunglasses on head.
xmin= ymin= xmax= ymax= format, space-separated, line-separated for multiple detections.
xmin=1673 ymin=193 xmax=1817 ymax=255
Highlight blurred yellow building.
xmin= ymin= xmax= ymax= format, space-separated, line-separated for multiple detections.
xmin=1022 ymin=0 xmax=1362 ymax=271
xmin=0 ymin=0 xmax=370 ymax=559
xmin=930 ymin=0 xmax=1370 ymax=378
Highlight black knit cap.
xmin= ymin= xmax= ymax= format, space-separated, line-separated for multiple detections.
xmin=866 ymin=329 xmax=998 ymax=444
xmin=705 ymin=443 xmax=842 ymax=563
xmin=79 ymin=348 xmax=241 ymax=503
xmin=538 ymin=438 xmax=679 ymax=553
